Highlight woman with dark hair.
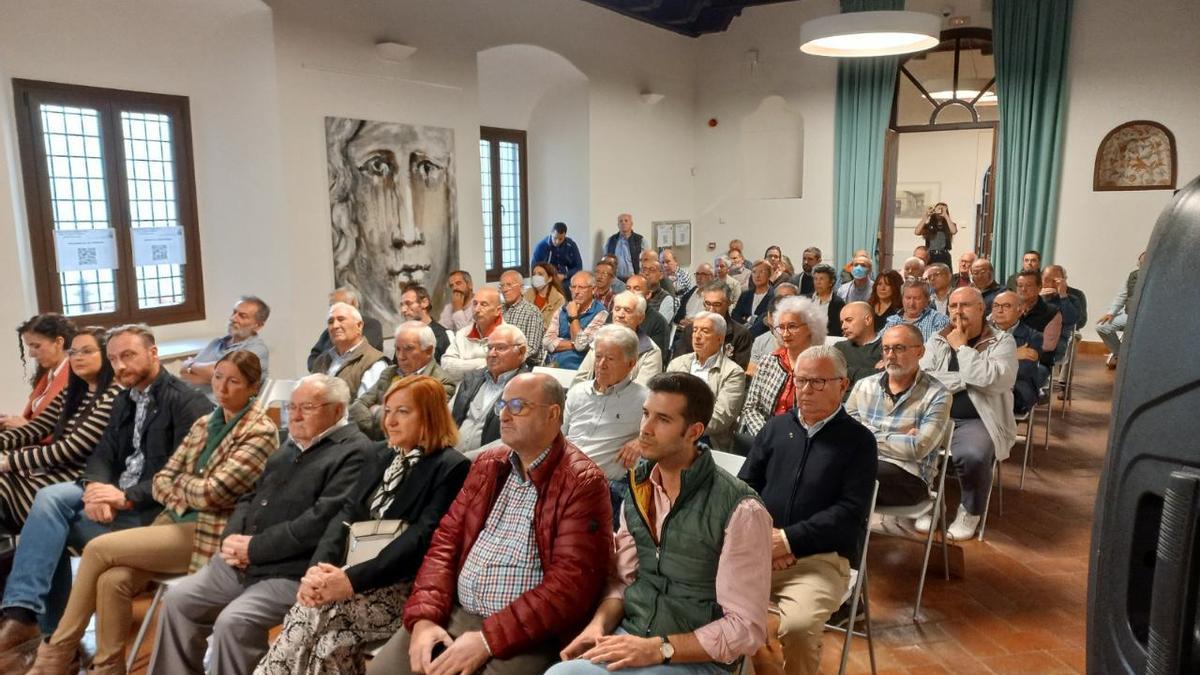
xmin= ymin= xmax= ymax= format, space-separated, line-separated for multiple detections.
xmin=1 ymin=315 xmax=77 ymax=432
xmin=525 ymin=261 xmax=567 ymax=331
xmin=255 ymin=374 xmax=470 ymax=675
xmin=0 ymin=326 xmax=117 ymax=531
xmin=915 ymin=202 xmax=958 ymax=266
xmin=869 ymin=270 xmax=905 ymax=332
xmin=26 ymin=350 xmax=278 ymax=674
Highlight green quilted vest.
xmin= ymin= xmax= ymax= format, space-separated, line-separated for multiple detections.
xmin=620 ymin=447 xmax=760 ymax=637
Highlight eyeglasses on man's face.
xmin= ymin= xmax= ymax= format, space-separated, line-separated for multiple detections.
xmin=487 ymin=343 xmax=516 ymax=353
xmin=880 ymin=344 xmax=918 ymax=355
xmin=287 ymin=401 xmax=335 ymax=414
xmin=494 ymin=398 xmax=552 ymax=416
xmin=793 ymin=377 xmax=843 ymax=391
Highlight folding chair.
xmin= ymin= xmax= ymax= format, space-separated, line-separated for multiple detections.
xmin=531 ymin=366 xmax=578 ymax=390
xmin=825 ymin=481 xmax=880 ymax=675
xmin=978 ymin=456 xmax=1004 ymax=541
xmin=874 ymin=426 xmax=953 ymax=619
xmin=126 ymin=573 xmax=188 ymax=672
xmin=710 ymin=449 xmax=747 ymax=477
xmin=1057 ymin=331 xmax=1081 ymax=417
xmin=1017 ymin=381 xmax=1051 ymax=490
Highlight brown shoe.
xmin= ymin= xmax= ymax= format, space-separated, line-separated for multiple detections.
xmin=26 ymin=640 xmax=81 ymax=675
xmin=0 ymin=617 xmax=42 ymax=652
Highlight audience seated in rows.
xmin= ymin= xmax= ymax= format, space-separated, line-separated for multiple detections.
xmin=2 ymin=314 xmax=74 ymax=432
xmin=739 ymin=347 xmax=877 ymax=675
xmin=526 ymin=261 xmax=568 ymax=331
xmin=0 ymin=324 xmax=211 ymax=662
xmin=0 ymin=326 xmax=118 ymax=533
xmin=919 ymin=287 xmax=1017 ymax=541
xmin=544 ymin=271 xmax=608 ymax=370
xmin=884 ymin=280 xmax=950 ymax=341
xmin=451 ymin=325 xmax=531 ymax=453
xmin=180 ymin=296 xmax=271 ymax=402
xmin=577 ymin=292 xmax=662 ymax=386
xmin=835 ymin=302 xmax=882 ymax=391
xmin=868 ymin=270 xmax=904 ymax=332
xmin=666 ymin=312 xmax=747 ymax=452
xmin=846 ymin=325 xmax=951 ymax=509
xmin=399 ymin=285 xmax=451 ymax=362
xmin=741 ymin=296 xmax=826 ymax=438
xmin=439 ymin=270 xmax=476 ymax=333
xmin=552 ymin=372 xmax=772 ymax=675
xmin=498 ymin=269 xmax=547 ymax=366
xmin=257 ymin=375 xmax=470 ymax=675
xmin=370 ymin=373 xmax=613 ymax=674
xmin=441 ymin=287 xmax=504 ymax=383
xmin=349 ymin=321 xmax=454 ymax=441
xmin=808 ymin=264 xmax=844 ymax=338
xmin=989 ymin=291 xmax=1047 ymax=415
xmin=149 ymin=374 xmax=370 ymax=675
xmin=311 ymin=302 xmax=388 ymax=398
xmin=28 ymin=351 xmax=278 ymax=674
xmin=308 ymin=288 xmax=384 ymax=371
xmin=673 ymin=281 xmax=752 ymax=370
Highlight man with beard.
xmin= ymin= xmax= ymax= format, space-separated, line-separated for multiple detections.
xmin=180 ymin=296 xmax=272 ymax=403
xmin=846 ymin=324 xmax=950 ymax=507
xmin=399 ymin=284 xmax=450 ymax=361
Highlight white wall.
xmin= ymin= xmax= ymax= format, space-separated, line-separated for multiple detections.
xmin=1053 ymin=0 xmax=1200 ymax=339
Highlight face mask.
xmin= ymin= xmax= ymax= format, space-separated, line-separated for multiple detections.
xmin=851 ymin=265 xmax=869 ymax=280
xmin=530 ymin=274 xmax=548 ymax=290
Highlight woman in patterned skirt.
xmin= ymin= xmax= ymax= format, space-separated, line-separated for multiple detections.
xmin=255 ymin=375 xmax=470 ymax=675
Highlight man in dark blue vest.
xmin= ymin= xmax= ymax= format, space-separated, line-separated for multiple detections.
xmin=550 ymin=372 xmax=772 ymax=674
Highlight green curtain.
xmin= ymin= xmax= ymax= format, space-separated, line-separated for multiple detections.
xmin=833 ymin=0 xmax=902 ymax=267
xmin=991 ymin=0 xmax=1073 ymax=279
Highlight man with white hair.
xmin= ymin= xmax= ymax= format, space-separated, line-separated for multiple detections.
xmin=741 ymin=296 xmax=827 ymax=438
xmin=576 ymin=291 xmax=662 ymax=386
xmin=150 ymin=374 xmax=369 ymax=675
xmin=666 ymin=311 xmax=747 ymax=451
xmin=919 ymin=286 xmax=1017 ymax=540
xmin=307 ymin=287 xmax=384 ymax=371
xmin=846 ymin=324 xmax=951 ymax=507
xmin=441 ymin=286 xmax=505 ymax=382
xmin=451 ymin=325 xmax=531 ymax=452
xmin=675 ymin=280 xmax=754 ymax=369
xmin=674 ymin=262 xmax=715 ymax=329
xmin=348 ymin=321 xmax=455 ymax=440
xmin=498 ymin=269 xmax=547 ymax=366
xmin=563 ymin=325 xmax=648 ymax=506
xmin=739 ymin=346 xmax=877 ymax=675
xmin=310 ymin=302 xmax=388 ymax=398
xmin=902 ymin=256 xmax=926 ymax=281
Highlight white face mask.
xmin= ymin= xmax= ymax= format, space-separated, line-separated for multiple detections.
xmin=530 ymin=274 xmax=549 ymax=290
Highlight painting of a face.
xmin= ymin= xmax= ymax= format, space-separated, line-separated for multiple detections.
xmin=327 ymin=117 xmax=458 ymax=333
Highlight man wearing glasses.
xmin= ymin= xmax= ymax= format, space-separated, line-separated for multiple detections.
xmin=150 ymin=374 xmax=369 ymax=675
xmin=371 ymin=373 xmax=613 ymax=674
xmin=671 ymin=281 xmax=753 ymax=370
xmin=497 ymin=269 xmax=546 ymax=367
xmin=919 ymin=287 xmax=1016 ymax=541
xmin=846 ymin=324 xmax=951 ymax=508
xmin=451 ymin=326 xmax=531 ymax=453
xmin=738 ymin=346 xmax=877 ymax=675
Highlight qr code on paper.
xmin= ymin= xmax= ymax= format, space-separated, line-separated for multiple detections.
xmin=151 ymin=245 xmax=168 ymax=262
xmin=77 ymin=247 xmax=97 ymax=266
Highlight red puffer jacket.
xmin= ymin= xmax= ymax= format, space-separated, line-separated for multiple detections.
xmin=402 ymin=434 xmax=613 ymax=659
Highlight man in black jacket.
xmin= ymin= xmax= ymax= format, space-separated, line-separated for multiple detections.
xmin=451 ymin=325 xmax=531 ymax=452
xmin=603 ymin=213 xmax=644 ymax=282
xmin=0 ymin=324 xmax=210 ymax=659
xmin=149 ymin=374 xmax=368 ymax=675
xmin=739 ymin=345 xmax=877 ymax=675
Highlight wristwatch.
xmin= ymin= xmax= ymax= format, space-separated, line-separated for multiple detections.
xmin=659 ymin=636 xmax=674 ymax=664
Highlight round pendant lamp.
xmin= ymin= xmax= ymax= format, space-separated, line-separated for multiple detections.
xmin=799 ymin=10 xmax=941 ymax=58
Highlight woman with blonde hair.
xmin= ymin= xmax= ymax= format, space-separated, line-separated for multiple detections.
xmin=26 ymin=351 xmax=278 ymax=674
xmin=255 ymin=375 xmax=470 ymax=675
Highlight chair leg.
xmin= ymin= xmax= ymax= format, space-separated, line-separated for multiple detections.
xmin=126 ymin=583 xmax=166 ymax=673
xmin=838 ymin=581 xmax=861 ymax=675
xmin=1019 ymin=414 xmax=1034 ymax=490
xmin=940 ymin=505 xmax=951 ymax=581
xmin=862 ymin=576 xmax=877 ymax=675
xmin=914 ymin=507 xmax=937 ymax=621
xmin=996 ymin=460 xmax=1004 ymax=517
xmin=1044 ymin=394 xmax=1053 ymax=450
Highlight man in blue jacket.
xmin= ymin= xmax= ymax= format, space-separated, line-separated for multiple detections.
xmin=532 ymin=222 xmax=583 ymax=289
xmin=739 ymin=345 xmax=877 ymax=675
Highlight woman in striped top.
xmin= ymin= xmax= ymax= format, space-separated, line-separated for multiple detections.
xmin=0 ymin=326 xmax=118 ymax=532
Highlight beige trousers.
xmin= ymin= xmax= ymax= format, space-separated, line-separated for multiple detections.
xmin=48 ymin=516 xmax=195 ymax=666
xmin=366 ymin=606 xmax=558 ymax=675
xmin=770 ymin=551 xmax=850 ymax=675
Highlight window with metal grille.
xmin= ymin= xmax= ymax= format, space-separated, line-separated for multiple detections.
xmin=13 ymin=79 xmax=204 ymax=325
xmin=479 ymin=126 xmax=529 ymax=281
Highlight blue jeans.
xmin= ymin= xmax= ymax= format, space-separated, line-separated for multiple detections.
xmin=545 ymin=630 xmax=728 ymax=674
xmin=1 ymin=481 xmax=140 ymax=633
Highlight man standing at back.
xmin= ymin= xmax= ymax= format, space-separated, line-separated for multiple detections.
xmin=532 ymin=222 xmax=583 ymax=289
xmin=605 ymin=213 xmax=644 ymax=282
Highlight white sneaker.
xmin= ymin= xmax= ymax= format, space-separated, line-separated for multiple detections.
xmin=913 ymin=513 xmax=933 ymax=533
xmin=947 ymin=509 xmax=981 ymax=541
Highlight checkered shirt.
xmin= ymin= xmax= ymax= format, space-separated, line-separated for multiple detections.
xmin=883 ymin=307 xmax=951 ymax=342
xmin=503 ymin=298 xmax=547 ymax=365
xmin=845 ymin=370 xmax=951 ymax=484
xmin=741 ymin=351 xmax=792 ymax=437
xmin=456 ymin=448 xmax=550 ymax=617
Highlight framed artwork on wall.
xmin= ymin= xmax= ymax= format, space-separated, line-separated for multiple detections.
xmin=895 ymin=182 xmax=941 ymax=221
xmin=1093 ymin=121 xmax=1177 ymax=191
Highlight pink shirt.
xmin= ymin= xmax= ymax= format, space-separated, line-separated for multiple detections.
xmin=607 ymin=464 xmax=773 ymax=663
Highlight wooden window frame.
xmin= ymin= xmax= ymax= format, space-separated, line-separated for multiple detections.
xmin=12 ymin=79 xmax=205 ymax=326
xmin=479 ymin=126 xmax=530 ymax=282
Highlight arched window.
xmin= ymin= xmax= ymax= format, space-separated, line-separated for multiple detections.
xmin=893 ymin=28 xmax=998 ymax=129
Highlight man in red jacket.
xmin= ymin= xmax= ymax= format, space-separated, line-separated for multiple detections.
xmin=367 ymin=372 xmax=613 ymax=675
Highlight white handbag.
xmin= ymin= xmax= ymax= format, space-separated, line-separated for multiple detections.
xmin=344 ymin=519 xmax=408 ymax=567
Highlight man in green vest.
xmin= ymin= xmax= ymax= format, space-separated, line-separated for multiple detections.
xmin=549 ymin=372 xmax=773 ymax=674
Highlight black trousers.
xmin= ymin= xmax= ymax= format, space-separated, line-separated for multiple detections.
xmin=876 ymin=460 xmax=931 ymax=507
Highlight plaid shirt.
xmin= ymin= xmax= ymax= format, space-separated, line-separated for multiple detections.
xmin=502 ymin=298 xmax=547 ymax=365
xmin=884 ymin=307 xmax=951 ymax=342
xmin=741 ymin=350 xmax=792 ymax=437
xmin=845 ymin=370 xmax=951 ymax=484
xmin=457 ymin=448 xmax=550 ymax=617
xmin=151 ymin=404 xmax=278 ymax=572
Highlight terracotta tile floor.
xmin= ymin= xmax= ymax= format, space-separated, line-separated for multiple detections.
xmin=110 ymin=354 xmax=1112 ymax=674
xmin=816 ymin=354 xmax=1109 ymax=674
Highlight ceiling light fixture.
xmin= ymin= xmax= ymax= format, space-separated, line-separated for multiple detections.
xmin=799 ymin=10 xmax=941 ymax=58
xmin=927 ymin=78 xmax=998 ymax=105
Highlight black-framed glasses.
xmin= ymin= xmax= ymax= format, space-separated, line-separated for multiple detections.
xmin=880 ymin=344 xmax=918 ymax=355
xmin=494 ymin=398 xmax=552 ymax=416
xmin=794 ymin=377 xmax=842 ymax=391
